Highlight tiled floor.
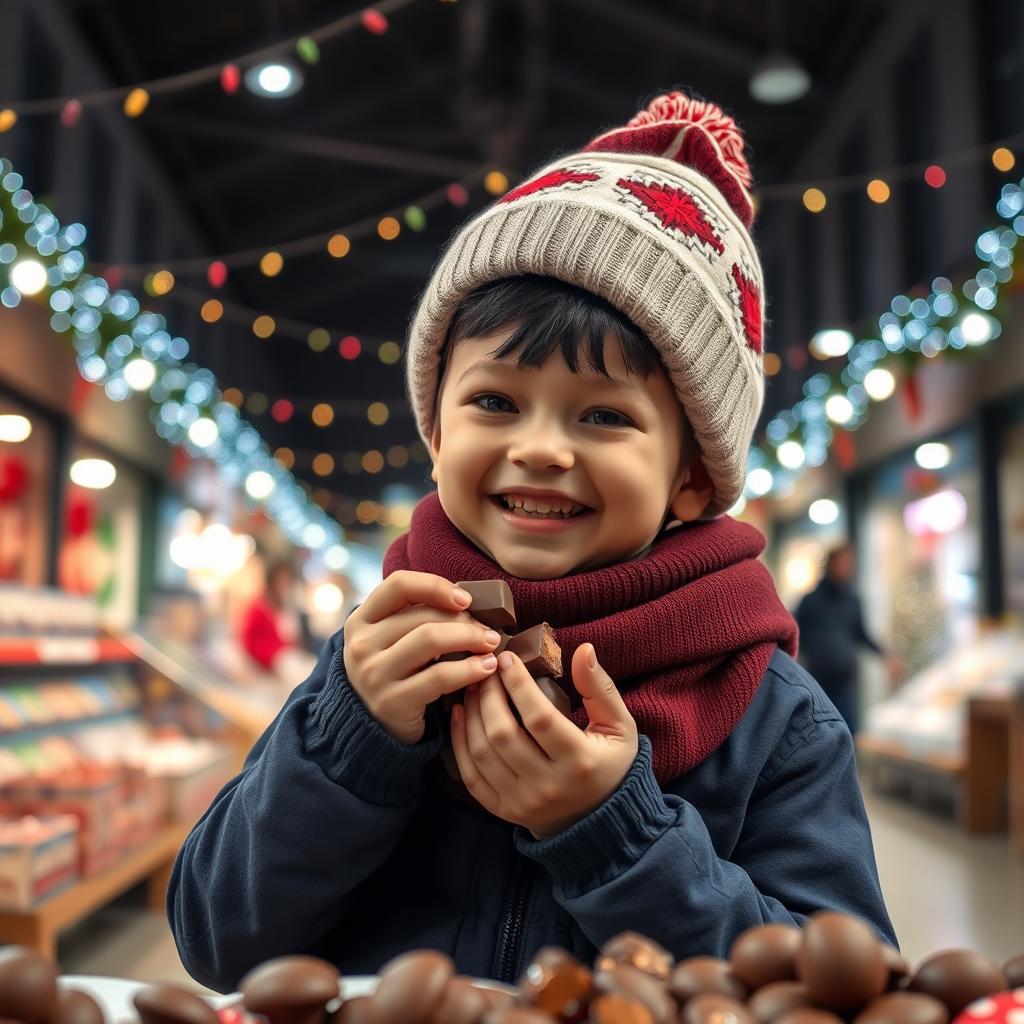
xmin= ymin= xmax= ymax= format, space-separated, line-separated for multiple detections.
xmin=57 ymin=786 xmax=1024 ymax=991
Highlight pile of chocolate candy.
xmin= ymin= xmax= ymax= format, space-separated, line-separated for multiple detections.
xmin=441 ymin=580 xmax=570 ymax=717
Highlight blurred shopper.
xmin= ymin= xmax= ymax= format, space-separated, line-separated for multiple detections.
xmin=239 ymin=560 xmax=315 ymax=684
xmin=796 ymin=544 xmax=895 ymax=735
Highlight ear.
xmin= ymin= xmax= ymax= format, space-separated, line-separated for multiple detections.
xmin=669 ymin=459 xmax=714 ymax=523
xmin=429 ymin=419 xmax=441 ymax=483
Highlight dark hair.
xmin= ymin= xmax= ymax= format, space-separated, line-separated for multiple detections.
xmin=826 ymin=545 xmax=853 ymax=572
xmin=438 ymin=275 xmax=665 ymax=384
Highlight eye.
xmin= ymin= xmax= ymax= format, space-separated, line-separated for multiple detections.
xmin=472 ymin=394 xmax=516 ymax=413
xmin=586 ymin=409 xmax=633 ymax=427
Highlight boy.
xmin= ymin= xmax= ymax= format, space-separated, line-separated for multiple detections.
xmin=168 ymin=92 xmax=896 ymax=992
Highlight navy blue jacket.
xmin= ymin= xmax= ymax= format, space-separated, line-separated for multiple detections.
xmin=796 ymin=579 xmax=883 ymax=678
xmin=167 ymin=626 xmax=896 ymax=993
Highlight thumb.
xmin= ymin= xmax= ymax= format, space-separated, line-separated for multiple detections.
xmin=571 ymin=644 xmax=632 ymax=734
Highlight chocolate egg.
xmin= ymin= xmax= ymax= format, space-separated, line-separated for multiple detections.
xmin=596 ymin=934 xmax=674 ymax=980
xmin=373 ymin=950 xmax=455 ymax=1024
xmin=332 ymin=996 xmax=376 ymax=1024
xmin=520 ymin=948 xmax=593 ymax=1020
xmin=795 ymin=913 xmax=888 ymax=1012
xmin=428 ymin=978 xmax=491 ymax=1024
xmin=594 ymin=965 xmax=675 ymax=1024
xmin=774 ymin=1011 xmax=844 ymax=1024
xmin=0 ymin=946 xmax=59 ymax=1024
xmin=852 ymin=992 xmax=949 ymax=1024
xmin=669 ymin=958 xmax=748 ymax=1006
xmin=241 ymin=956 xmax=340 ymax=1024
xmin=134 ymin=985 xmax=221 ymax=1024
xmin=747 ymin=982 xmax=813 ymax=1024
xmin=588 ymin=994 xmax=654 ymax=1024
xmin=1002 ymin=954 xmax=1024 ymax=989
xmin=680 ymin=994 xmax=754 ymax=1024
xmin=53 ymin=989 xmax=105 ymax=1024
xmin=907 ymin=951 xmax=1006 ymax=1017
xmin=730 ymin=925 xmax=803 ymax=991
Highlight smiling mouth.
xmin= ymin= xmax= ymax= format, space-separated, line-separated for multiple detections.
xmin=488 ymin=495 xmax=594 ymax=520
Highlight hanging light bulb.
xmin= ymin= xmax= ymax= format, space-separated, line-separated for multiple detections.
xmin=749 ymin=51 xmax=811 ymax=104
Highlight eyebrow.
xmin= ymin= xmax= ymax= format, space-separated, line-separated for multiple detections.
xmin=455 ymin=360 xmax=646 ymax=395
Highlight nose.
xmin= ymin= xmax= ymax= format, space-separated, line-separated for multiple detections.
xmin=505 ymin=418 xmax=575 ymax=470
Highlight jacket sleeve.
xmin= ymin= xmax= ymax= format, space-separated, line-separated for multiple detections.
xmin=167 ymin=626 xmax=443 ymax=992
xmin=514 ymin=723 xmax=897 ymax=958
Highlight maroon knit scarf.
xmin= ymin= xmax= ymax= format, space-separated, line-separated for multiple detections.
xmin=383 ymin=493 xmax=798 ymax=784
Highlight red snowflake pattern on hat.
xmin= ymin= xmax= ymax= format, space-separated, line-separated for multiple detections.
xmin=498 ymin=167 xmax=601 ymax=205
xmin=729 ymin=258 xmax=763 ymax=355
xmin=614 ymin=176 xmax=726 ymax=261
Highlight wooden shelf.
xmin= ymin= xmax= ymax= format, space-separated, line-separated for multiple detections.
xmin=0 ymin=822 xmax=191 ymax=961
xmin=0 ymin=636 xmax=134 ymax=667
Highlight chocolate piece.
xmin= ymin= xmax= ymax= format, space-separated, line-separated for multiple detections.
xmin=134 ymin=986 xmax=221 ymax=1024
xmin=241 ymin=956 xmax=341 ymax=1024
xmin=593 ymin=966 xmax=675 ymax=1024
xmin=1003 ymin=953 xmax=1024 ymax=988
xmin=680 ymin=994 xmax=755 ymax=1024
xmin=729 ymin=924 xmax=802 ymax=991
xmin=596 ymin=933 xmax=673 ymax=981
xmin=520 ymin=948 xmax=593 ymax=1021
xmin=588 ymin=995 xmax=654 ymax=1024
xmin=906 ymin=951 xmax=1006 ymax=1017
xmin=332 ymin=996 xmax=376 ymax=1024
xmin=535 ymin=677 xmax=572 ymax=717
xmin=0 ymin=947 xmax=59 ymax=1024
xmin=429 ymin=978 xmax=491 ymax=1024
xmin=456 ymin=580 xmax=517 ymax=630
xmin=852 ymin=993 xmax=949 ymax=1024
xmin=505 ymin=624 xmax=563 ymax=679
xmin=795 ymin=913 xmax=887 ymax=1013
xmin=746 ymin=982 xmax=813 ymax=1024
xmin=669 ymin=958 xmax=748 ymax=1006
xmin=53 ymin=990 xmax=105 ymax=1024
xmin=374 ymin=950 xmax=455 ymax=1024
xmin=774 ymin=1012 xmax=845 ymax=1024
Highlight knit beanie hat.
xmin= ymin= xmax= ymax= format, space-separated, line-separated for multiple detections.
xmin=405 ymin=91 xmax=765 ymax=518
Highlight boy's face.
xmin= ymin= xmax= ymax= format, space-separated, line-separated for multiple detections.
xmin=429 ymin=327 xmax=697 ymax=580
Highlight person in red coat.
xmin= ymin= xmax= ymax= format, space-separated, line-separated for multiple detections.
xmin=240 ymin=560 xmax=304 ymax=671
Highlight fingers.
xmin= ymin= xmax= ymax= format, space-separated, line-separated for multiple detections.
xmin=497 ymin=652 xmax=579 ymax=760
xmin=477 ymin=672 xmax=548 ymax=777
xmin=357 ymin=570 xmax=472 ymax=625
xmin=570 ymin=644 xmax=635 ymax=736
xmin=463 ymin=680 xmax=520 ymax=792
xmin=401 ymin=648 xmax=500 ymax=707
xmin=450 ymin=692 xmax=499 ymax=807
xmin=384 ymin=617 xmax=503 ymax=680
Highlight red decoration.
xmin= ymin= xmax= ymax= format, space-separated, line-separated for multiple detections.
xmin=169 ymin=445 xmax=191 ymax=481
xmin=924 ymin=165 xmax=947 ymax=189
xmin=66 ymin=495 xmax=95 ymax=539
xmin=498 ymin=168 xmax=601 ymax=206
xmin=447 ymin=183 xmax=469 ymax=207
xmin=0 ymin=457 xmax=28 ymax=504
xmin=833 ymin=429 xmax=856 ymax=471
xmin=729 ymin=262 xmax=763 ymax=354
xmin=103 ymin=266 xmax=124 ymax=289
xmin=207 ymin=261 xmax=228 ymax=288
xmin=271 ymin=399 xmax=294 ymax=423
xmin=220 ymin=64 xmax=241 ymax=94
xmin=339 ymin=336 xmax=361 ymax=360
xmin=361 ymin=9 xmax=389 ymax=34
xmin=69 ymin=374 xmax=94 ymax=416
xmin=617 ymin=177 xmax=725 ymax=256
xmin=60 ymin=100 xmax=82 ymax=127
xmin=901 ymin=371 xmax=923 ymax=422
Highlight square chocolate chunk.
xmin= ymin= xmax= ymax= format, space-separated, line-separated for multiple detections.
xmin=455 ymin=579 xmax=517 ymax=631
xmin=505 ymin=623 xmax=562 ymax=679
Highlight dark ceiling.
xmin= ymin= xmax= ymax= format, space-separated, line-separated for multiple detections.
xmin=60 ymin=0 xmax=884 ymax=529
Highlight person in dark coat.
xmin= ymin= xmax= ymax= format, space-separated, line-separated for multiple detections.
xmin=795 ymin=544 xmax=893 ymax=736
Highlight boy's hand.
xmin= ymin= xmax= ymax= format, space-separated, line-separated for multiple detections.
xmin=343 ymin=570 xmax=506 ymax=745
xmin=450 ymin=644 xmax=639 ymax=838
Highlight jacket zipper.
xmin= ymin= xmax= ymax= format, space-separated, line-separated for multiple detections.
xmin=492 ymin=860 xmax=532 ymax=983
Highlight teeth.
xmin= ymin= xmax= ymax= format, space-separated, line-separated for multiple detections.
xmin=500 ymin=495 xmax=585 ymax=517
